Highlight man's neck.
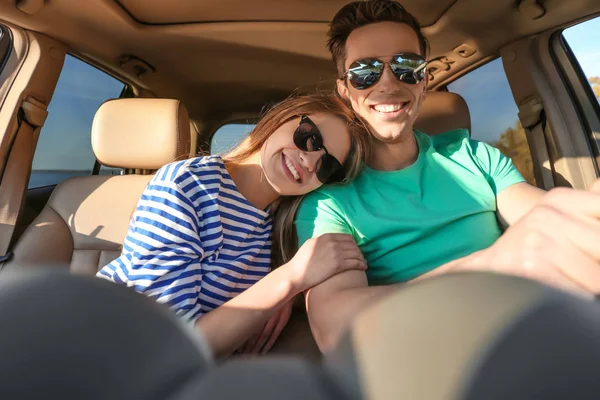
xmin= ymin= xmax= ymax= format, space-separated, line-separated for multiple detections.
xmin=367 ymin=130 xmax=419 ymax=171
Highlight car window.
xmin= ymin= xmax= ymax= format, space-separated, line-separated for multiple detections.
xmin=447 ymin=58 xmax=536 ymax=185
xmin=563 ymin=17 xmax=600 ymax=106
xmin=210 ymin=123 xmax=256 ymax=154
xmin=29 ymin=55 xmax=125 ymax=188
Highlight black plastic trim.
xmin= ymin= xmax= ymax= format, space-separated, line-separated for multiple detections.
xmin=0 ymin=24 xmax=13 ymax=76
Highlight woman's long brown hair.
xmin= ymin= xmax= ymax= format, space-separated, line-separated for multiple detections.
xmin=222 ymin=93 xmax=370 ymax=269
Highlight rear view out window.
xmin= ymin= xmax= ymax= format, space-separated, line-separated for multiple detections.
xmin=211 ymin=123 xmax=256 ymax=154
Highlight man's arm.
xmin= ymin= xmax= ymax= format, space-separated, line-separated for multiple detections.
xmin=305 ymin=270 xmax=392 ymax=352
xmin=496 ymin=182 xmax=545 ymax=226
xmin=305 ymin=252 xmax=483 ymax=353
xmin=469 ymin=138 xmax=546 ymax=227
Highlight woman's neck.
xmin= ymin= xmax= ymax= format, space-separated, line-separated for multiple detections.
xmin=225 ymin=153 xmax=279 ymax=211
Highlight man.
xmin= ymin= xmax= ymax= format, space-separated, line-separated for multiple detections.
xmin=294 ymin=0 xmax=600 ymax=352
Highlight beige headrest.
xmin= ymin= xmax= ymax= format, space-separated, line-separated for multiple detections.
xmin=92 ymin=98 xmax=191 ymax=170
xmin=415 ymin=91 xmax=471 ymax=135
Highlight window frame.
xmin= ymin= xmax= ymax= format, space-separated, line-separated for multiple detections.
xmin=552 ymin=20 xmax=600 ymax=170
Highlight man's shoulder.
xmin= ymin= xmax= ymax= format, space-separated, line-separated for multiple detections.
xmin=423 ymin=128 xmax=497 ymax=155
xmin=423 ymin=128 xmax=470 ymax=151
xmin=420 ymin=128 xmax=501 ymax=166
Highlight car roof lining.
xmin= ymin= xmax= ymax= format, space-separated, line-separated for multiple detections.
xmin=112 ymin=0 xmax=457 ymax=27
xmin=0 ymin=0 xmax=599 ymax=123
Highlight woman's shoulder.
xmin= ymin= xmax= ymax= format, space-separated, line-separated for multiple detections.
xmin=154 ymin=155 xmax=227 ymax=184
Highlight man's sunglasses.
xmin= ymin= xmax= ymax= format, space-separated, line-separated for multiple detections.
xmin=293 ymin=115 xmax=346 ymax=184
xmin=342 ymin=53 xmax=428 ymax=90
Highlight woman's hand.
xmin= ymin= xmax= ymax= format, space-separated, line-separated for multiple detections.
xmin=239 ymin=299 xmax=294 ymax=355
xmin=285 ymin=233 xmax=367 ymax=293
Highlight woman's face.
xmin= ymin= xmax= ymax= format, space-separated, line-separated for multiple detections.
xmin=260 ymin=112 xmax=351 ymax=196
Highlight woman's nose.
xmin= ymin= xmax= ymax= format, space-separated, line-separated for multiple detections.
xmin=299 ymin=150 xmax=323 ymax=172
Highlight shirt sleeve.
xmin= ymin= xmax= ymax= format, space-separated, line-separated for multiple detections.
xmin=97 ymin=162 xmax=205 ymax=320
xmin=470 ymin=139 xmax=526 ymax=195
xmin=294 ymin=190 xmax=353 ymax=248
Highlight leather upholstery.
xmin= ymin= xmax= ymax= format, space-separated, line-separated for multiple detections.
xmin=9 ymin=175 xmax=153 ymax=272
xmin=92 ymin=98 xmax=191 ymax=169
xmin=7 ymin=99 xmax=191 ymax=273
xmin=415 ymin=91 xmax=471 ymax=135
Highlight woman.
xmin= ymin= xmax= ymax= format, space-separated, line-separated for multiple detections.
xmin=97 ymin=94 xmax=369 ymax=357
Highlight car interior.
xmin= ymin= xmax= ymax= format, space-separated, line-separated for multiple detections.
xmin=0 ymin=0 xmax=599 ymax=398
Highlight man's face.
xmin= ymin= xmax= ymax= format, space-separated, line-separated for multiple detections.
xmin=337 ymin=22 xmax=427 ymax=144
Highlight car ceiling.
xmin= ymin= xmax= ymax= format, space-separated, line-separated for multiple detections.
xmin=0 ymin=0 xmax=599 ymax=123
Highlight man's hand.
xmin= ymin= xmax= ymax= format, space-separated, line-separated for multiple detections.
xmin=239 ymin=299 xmax=294 ymax=355
xmin=460 ymin=179 xmax=600 ymax=296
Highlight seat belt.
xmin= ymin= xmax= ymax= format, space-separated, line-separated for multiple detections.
xmin=0 ymin=97 xmax=47 ymax=265
xmin=518 ymin=97 xmax=555 ymax=190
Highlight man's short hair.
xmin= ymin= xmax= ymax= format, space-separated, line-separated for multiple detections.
xmin=327 ymin=0 xmax=429 ymax=77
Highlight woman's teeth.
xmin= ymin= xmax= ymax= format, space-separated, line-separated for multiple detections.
xmin=284 ymin=156 xmax=301 ymax=182
xmin=373 ymin=103 xmax=408 ymax=113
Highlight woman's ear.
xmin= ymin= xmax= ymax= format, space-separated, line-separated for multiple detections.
xmin=336 ymin=79 xmax=350 ymax=102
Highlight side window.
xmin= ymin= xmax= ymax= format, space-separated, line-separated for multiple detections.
xmin=29 ymin=55 xmax=125 ymax=188
xmin=447 ymin=59 xmax=536 ymax=185
xmin=210 ymin=123 xmax=256 ymax=154
xmin=563 ymin=17 xmax=600 ymax=105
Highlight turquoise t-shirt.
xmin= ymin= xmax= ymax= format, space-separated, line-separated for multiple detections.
xmin=294 ymin=129 xmax=525 ymax=285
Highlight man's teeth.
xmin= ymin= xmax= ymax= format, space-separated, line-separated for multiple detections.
xmin=285 ymin=156 xmax=300 ymax=181
xmin=373 ymin=103 xmax=407 ymax=113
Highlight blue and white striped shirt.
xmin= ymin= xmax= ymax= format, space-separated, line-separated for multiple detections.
xmin=97 ymin=155 xmax=272 ymax=321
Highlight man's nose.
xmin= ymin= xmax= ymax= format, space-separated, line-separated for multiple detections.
xmin=299 ymin=150 xmax=323 ymax=172
xmin=376 ymin=64 xmax=399 ymax=91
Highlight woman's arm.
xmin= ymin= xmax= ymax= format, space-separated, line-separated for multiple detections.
xmin=194 ymin=266 xmax=296 ymax=357
xmin=196 ymin=233 xmax=367 ymax=358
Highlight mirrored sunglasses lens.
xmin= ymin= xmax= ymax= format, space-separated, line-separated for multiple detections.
xmin=348 ymin=60 xmax=383 ymax=89
xmin=390 ymin=55 xmax=426 ymax=84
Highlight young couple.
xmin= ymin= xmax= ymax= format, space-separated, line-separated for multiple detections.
xmin=99 ymin=0 xmax=600 ymax=356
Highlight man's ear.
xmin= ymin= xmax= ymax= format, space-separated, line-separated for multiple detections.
xmin=336 ymin=79 xmax=350 ymax=102
xmin=421 ymin=73 xmax=429 ymax=99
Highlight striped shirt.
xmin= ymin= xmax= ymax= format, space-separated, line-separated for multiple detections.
xmin=97 ymin=155 xmax=272 ymax=321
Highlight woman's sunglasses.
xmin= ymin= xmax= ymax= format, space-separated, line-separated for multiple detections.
xmin=293 ymin=115 xmax=346 ymax=184
xmin=342 ymin=53 xmax=428 ymax=90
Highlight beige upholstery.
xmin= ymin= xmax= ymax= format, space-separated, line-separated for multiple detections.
xmin=92 ymin=98 xmax=191 ymax=169
xmin=415 ymin=91 xmax=471 ymax=135
xmin=7 ymin=98 xmax=191 ymax=272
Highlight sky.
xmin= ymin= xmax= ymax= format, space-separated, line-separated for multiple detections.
xmin=32 ymin=17 xmax=600 ymax=171
xmin=564 ymin=17 xmax=600 ymax=79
